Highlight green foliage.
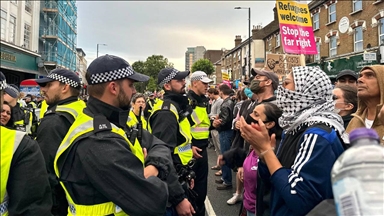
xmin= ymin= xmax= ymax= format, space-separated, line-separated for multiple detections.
xmin=131 ymin=55 xmax=173 ymax=92
xmin=191 ymin=59 xmax=215 ymax=75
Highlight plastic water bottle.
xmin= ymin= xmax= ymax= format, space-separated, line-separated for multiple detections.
xmin=331 ymin=128 xmax=384 ymax=216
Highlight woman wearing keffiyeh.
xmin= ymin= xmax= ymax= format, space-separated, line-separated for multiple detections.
xmin=239 ymin=66 xmax=345 ymax=216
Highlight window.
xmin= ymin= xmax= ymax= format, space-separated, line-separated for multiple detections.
xmin=276 ymin=33 xmax=280 ymax=47
xmin=268 ymin=38 xmax=272 ymax=51
xmin=379 ymin=18 xmax=384 ymax=45
xmin=315 ymin=42 xmax=321 ymax=61
xmin=352 ymin=0 xmax=362 ymax=12
xmin=25 ymin=0 xmax=32 ymax=13
xmin=1 ymin=10 xmax=6 ymax=40
xmin=329 ymin=36 xmax=337 ymax=57
xmin=313 ymin=13 xmax=320 ymax=30
xmin=328 ymin=4 xmax=336 ymax=23
xmin=24 ymin=23 xmax=31 ymax=49
xmin=354 ymin=26 xmax=363 ymax=52
xmin=9 ymin=15 xmax=16 ymax=44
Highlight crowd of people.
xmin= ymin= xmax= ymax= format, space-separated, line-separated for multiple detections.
xmin=1 ymin=53 xmax=383 ymax=216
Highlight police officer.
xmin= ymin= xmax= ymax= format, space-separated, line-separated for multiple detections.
xmin=144 ymin=92 xmax=156 ymax=119
xmin=54 ymin=55 xmax=172 ymax=216
xmin=35 ymin=68 xmax=86 ymax=216
xmin=148 ymin=68 xmax=195 ymax=216
xmin=187 ymin=71 xmax=212 ymax=216
xmin=4 ymin=84 xmax=35 ymax=135
xmin=0 ymin=71 xmax=52 ymax=215
xmin=25 ymin=94 xmax=37 ymax=108
xmin=128 ymin=93 xmax=148 ymax=130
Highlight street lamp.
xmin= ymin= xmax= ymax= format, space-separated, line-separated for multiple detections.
xmin=235 ymin=7 xmax=251 ymax=77
xmin=96 ymin=43 xmax=107 ymax=58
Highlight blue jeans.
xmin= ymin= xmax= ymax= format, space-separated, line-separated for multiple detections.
xmin=219 ymin=129 xmax=233 ymax=185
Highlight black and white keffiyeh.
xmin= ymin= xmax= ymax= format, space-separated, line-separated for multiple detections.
xmin=276 ymin=66 xmax=344 ymax=135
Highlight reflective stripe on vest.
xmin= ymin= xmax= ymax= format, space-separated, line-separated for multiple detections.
xmin=1 ymin=127 xmax=26 ymax=216
xmin=148 ymin=101 xmax=193 ymax=165
xmin=190 ymin=106 xmax=210 ymax=139
xmin=45 ymin=99 xmax=86 ymax=120
xmin=127 ymin=110 xmax=148 ymax=130
xmin=54 ymin=112 xmax=144 ymax=215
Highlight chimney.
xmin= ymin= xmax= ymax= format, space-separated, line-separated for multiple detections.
xmin=252 ymin=24 xmax=263 ymax=39
xmin=235 ymin=35 xmax=242 ymax=47
xmin=273 ymin=7 xmax=278 ymax=21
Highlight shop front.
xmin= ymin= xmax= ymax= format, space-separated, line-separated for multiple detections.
xmin=0 ymin=43 xmax=41 ymax=85
xmin=307 ymin=53 xmax=379 ymax=80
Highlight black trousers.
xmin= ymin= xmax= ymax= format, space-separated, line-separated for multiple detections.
xmin=192 ymin=147 xmax=208 ymax=216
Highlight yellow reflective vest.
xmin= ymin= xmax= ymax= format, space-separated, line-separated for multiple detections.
xmin=146 ymin=99 xmax=156 ymax=115
xmin=43 ymin=99 xmax=86 ymax=121
xmin=14 ymin=106 xmax=33 ymax=134
xmin=54 ymin=112 xmax=144 ymax=216
xmin=39 ymin=100 xmax=48 ymax=120
xmin=190 ymin=106 xmax=210 ymax=140
xmin=1 ymin=127 xmax=26 ymax=216
xmin=127 ymin=110 xmax=147 ymax=130
xmin=148 ymin=100 xmax=193 ymax=165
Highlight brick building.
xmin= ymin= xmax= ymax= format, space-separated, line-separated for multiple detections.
xmin=204 ymin=50 xmax=223 ymax=65
xmin=307 ymin=0 xmax=383 ymax=77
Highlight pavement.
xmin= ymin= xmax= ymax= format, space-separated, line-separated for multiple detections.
xmin=204 ymin=146 xmax=241 ymax=216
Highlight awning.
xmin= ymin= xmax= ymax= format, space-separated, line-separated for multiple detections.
xmin=20 ymin=79 xmax=38 ymax=86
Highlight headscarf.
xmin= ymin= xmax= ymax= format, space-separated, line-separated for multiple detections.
xmin=276 ymin=66 xmax=344 ymax=135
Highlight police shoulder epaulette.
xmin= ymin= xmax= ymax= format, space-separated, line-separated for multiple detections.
xmin=161 ymin=100 xmax=172 ymax=110
xmin=44 ymin=105 xmax=57 ymax=116
xmin=93 ymin=114 xmax=112 ymax=133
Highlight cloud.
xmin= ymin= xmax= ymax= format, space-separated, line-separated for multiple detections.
xmin=78 ymin=1 xmax=276 ymax=70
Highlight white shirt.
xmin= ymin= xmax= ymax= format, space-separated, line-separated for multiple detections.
xmin=365 ymin=118 xmax=374 ymax=128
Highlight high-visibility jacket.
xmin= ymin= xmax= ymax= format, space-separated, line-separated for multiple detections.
xmin=127 ymin=110 xmax=147 ymax=130
xmin=43 ymin=99 xmax=86 ymax=121
xmin=148 ymin=100 xmax=193 ymax=165
xmin=39 ymin=100 xmax=48 ymax=120
xmin=14 ymin=104 xmax=33 ymax=134
xmin=146 ymin=99 xmax=156 ymax=115
xmin=27 ymin=101 xmax=37 ymax=109
xmin=54 ymin=112 xmax=144 ymax=216
xmin=190 ymin=106 xmax=210 ymax=140
xmin=0 ymin=127 xmax=26 ymax=216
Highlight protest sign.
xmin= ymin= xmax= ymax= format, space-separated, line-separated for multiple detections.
xmin=276 ymin=0 xmax=317 ymax=55
xmin=222 ymin=70 xmax=229 ymax=81
xmin=265 ymin=53 xmax=305 ymax=75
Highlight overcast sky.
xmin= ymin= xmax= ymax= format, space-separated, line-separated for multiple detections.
xmin=77 ymin=1 xmax=277 ymax=70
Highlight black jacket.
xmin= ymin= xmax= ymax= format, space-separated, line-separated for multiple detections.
xmin=56 ymin=97 xmax=172 ymax=216
xmin=148 ymin=91 xmax=192 ymax=206
xmin=6 ymin=128 xmax=52 ymax=215
xmin=217 ymin=96 xmax=235 ymax=132
xmin=187 ymin=90 xmax=210 ymax=148
xmin=36 ymin=96 xmax=79 ymax=215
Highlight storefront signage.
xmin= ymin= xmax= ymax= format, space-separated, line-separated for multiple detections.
xmin=0 ymin=51 xmax=17 ymax=62
xmin=363 ymin=52 xmax=376 ymax=61
xmin=276 ymin=0 xmax=317 ymax=54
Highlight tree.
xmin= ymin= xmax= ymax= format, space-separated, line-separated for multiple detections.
xmin=191 ymin=59 xmax=215 ymax=75
xmin=131 ymin=55 xmax=174 ymax=92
